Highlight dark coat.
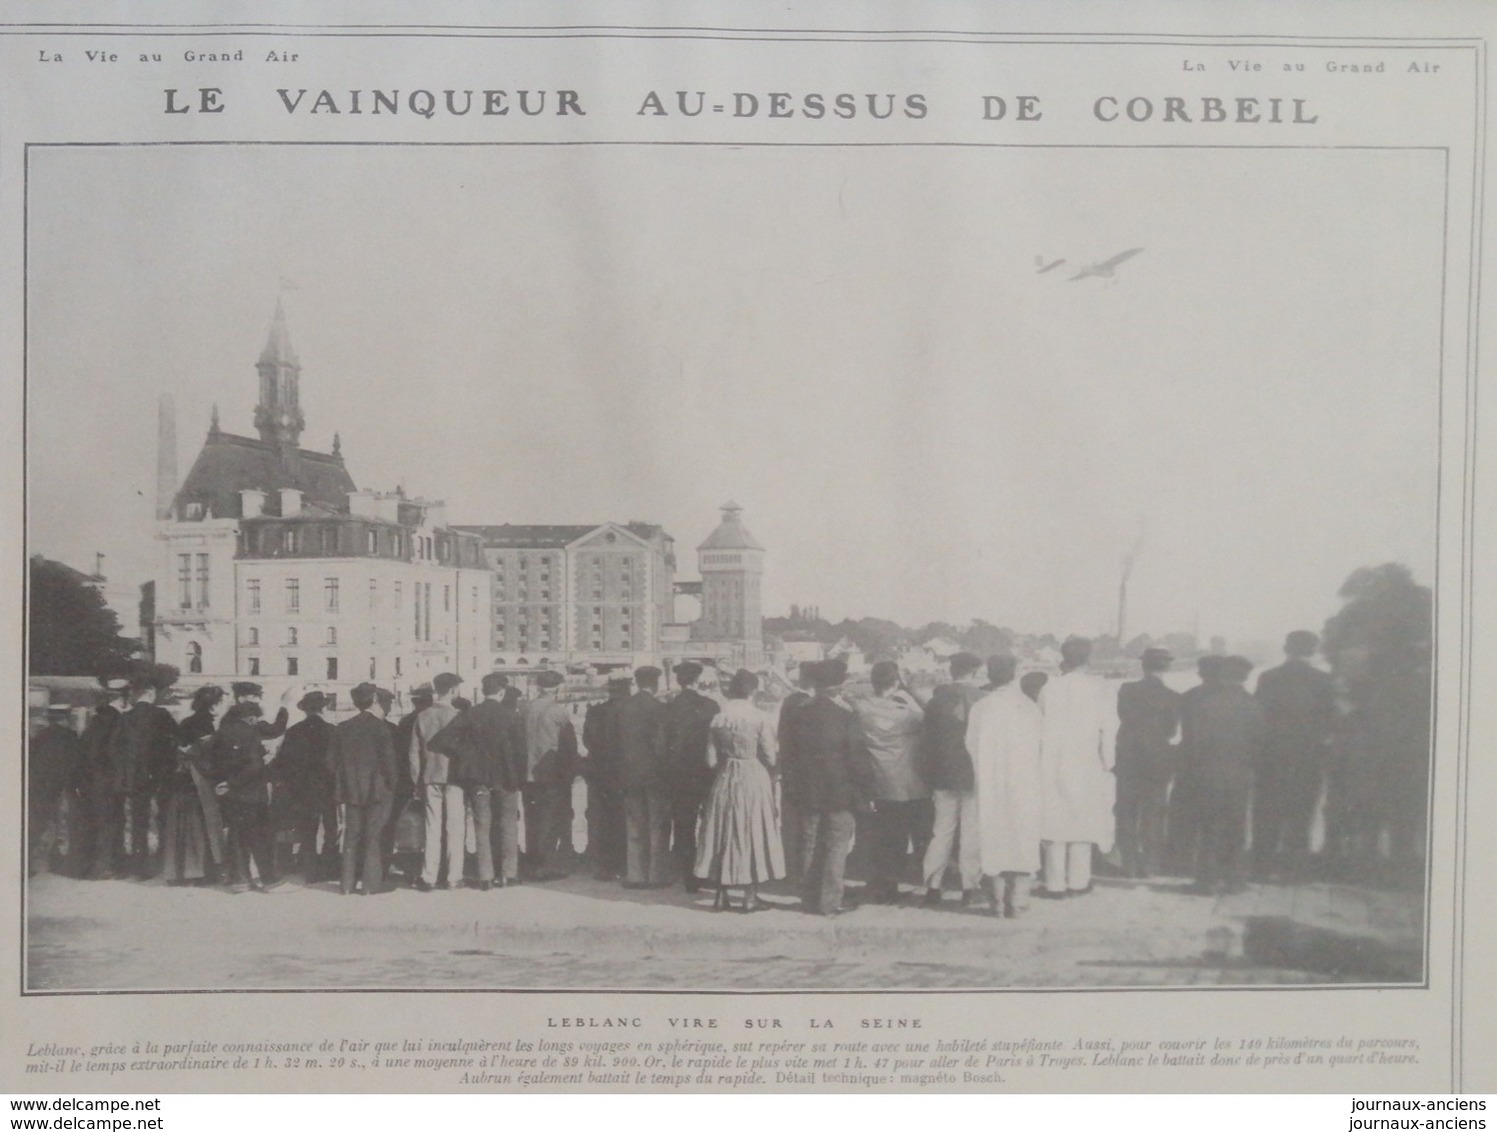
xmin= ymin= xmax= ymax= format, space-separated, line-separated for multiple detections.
xmin=1115 ymin=675 xmax=1182 ymax=778
xmin=29 ymin=724 xmax=81 ymax=812
xmin=1180 ymin=684 xmax=1265 ymax=789
xmin=1255 ymin=659 xmax=1336 ymax=762
xmin=776 ymin=691 xmax=813 ymax=797
xmin=275 ymin=715 xmax=336 ymax=804
xmin=582 ymin=697 xmax=627 ymax=791
xmin=785 ymin=695 xmax=874 ymax=813
xmin=210 ymin=716 xmax=273 ymax=803
xmin=329 ymin=710 xmax=400 ymax=805
xmin=80 ymin=704 xmax=122 ymax=790
xmin=663 ymin=688 xmax=720 ymax=798
xmin=922 ymin=683 xmax=984 ymax=792
xmin=431 ymin=698 xmax=525 ymax=791
xmin=253 ymin=706 xmax=290 ymax=740
xmin=618 ymin=691 xmax=667 ymax=792
xmin=108 ymin=702 xmax=181 ymax=794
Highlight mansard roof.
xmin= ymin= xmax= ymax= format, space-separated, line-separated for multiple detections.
xmin=174 ymin=429 xmax=355 ymax=519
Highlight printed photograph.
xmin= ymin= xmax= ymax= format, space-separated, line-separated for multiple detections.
xmin=23 ymin=142 xmax=1438 ymax=992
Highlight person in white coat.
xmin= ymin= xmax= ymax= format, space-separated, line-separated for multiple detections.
xmin=965 ymin=654 xmax=1043 ymax=917
xmin=1037 ymin=636 xmax=1115 ymax=898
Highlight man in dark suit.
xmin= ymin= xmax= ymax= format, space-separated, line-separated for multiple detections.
xmin=1114 ymin=647 xmax=1183 ymax=878
xmin=1253 ymin=630 xmax=1337 ymax=880
xmin=81 ymin=677 xmax=130 ymax=878
xmin=776 ymin=667 xmax=816 ymax=884
xmin=1179 ymin=656 xmax=1265 ymax=895
xmin=329 ymin=682 xmax=400 ymax=895
xmin=918 ymin=652 xmax=987 ymax=906
xmin=1165 ymin=655 xmax=1222 ymax=875
xmin=211 ymin=701 xmax=283 ymax=892
xmin=432 ymin=672 xmax=526 ymax=890
xmin=582 ymin=678 xmax=631 ymax=880
xmin=662 ymin=661 xmax=720 ymax=892
xmin=274 ymin=691 xmax=339 ymax=881
xmin=29 ymin=705 xmax=81 ymax=877
xmin=231 ymin=681 xmax=296 ymax=740
xmin=108 ymin=671 xmax=181 ymax=879
xmin=790 ymin=660 xmax=874 ymax=916
xmin=619 ymin=665 xmax=670 ymax=888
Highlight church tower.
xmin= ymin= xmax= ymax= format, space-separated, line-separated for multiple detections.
xmin=694 ymin=501 xmax=764 ymax=650
xmin=253 ymin=299 xmax=305 ymax=449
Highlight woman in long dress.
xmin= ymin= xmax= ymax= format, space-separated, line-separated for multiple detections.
xmin=693 ymin=669 xmax=785 ymax=912
xmin=161 ymin=684 xmax=228 ymax=885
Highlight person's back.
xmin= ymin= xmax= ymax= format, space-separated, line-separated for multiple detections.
xmin=1185 ymin=682 xmax=1264 ymax=774
xmin=1256 ymin=659 xmax=1335 ymax=748
xmin=798 ymin=695 xmax=867 ymax=813
xmin=618 ymin=690 xmax=666 ymax=790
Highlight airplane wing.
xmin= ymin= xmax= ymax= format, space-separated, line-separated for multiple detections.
xmin=1098 ymin=246 xmax=1144 ymax=270
xmin=1036 ymin=258 xmax=1067 ymax=274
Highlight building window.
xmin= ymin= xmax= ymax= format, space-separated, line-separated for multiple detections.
xmin=247 ymin=627 xmax=259 ymax=647
xmin=248 ymin=656 xmax=260 ymax=676
xmin=368 ymin=578 xmax=377 ymax=610
xmin=195 ymin=554 xmax=210 ymax=608
xmin=367 ymin=529 xmax=377 ymax=554
xmin=286 ymin=627 xmax=299 ymax=647
xmin=247 ymin=579 xmax=261 ymax=614
xmin=177 ymin=554 xmax=191 ymax=610
xmin=322 ymin=527 xmax=337 ymax=555
xmin=185 ymin=502 xmax=204 ymax=520
xmin=186 ymin=641 xmax=203 ymax=674
xmin=287 ymin=657 xmax=299 ymax=676
xmin=324 ymin=577 xmax=340 ymax=613
xmin=283 ymin=528 xmax=299 ymax=555
xmin=285 ymin=577 xmax=300 ymax=614
xmin=326 ymin=626 xmax=337 ymax=646
xmin=326 ymin=657 xmax=338 ymax=680
xmin=424 ymin=584 xmax=433 ymax=642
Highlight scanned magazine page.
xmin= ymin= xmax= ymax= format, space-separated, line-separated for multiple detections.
xmin=2 ymin=0 xmax=1492 ymax=1095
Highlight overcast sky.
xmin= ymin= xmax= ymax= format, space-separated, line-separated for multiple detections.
xmin=26 ymin=143 xmax=1442 ymax=643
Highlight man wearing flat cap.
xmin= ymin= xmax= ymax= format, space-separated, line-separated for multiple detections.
xmin=1178 ymin=656 xmax=1264 ymax=895
xmin=273 ymin=690 xmax=339 ymax=881
xmin=1114 ymin=647 xmax=1182 ymax=879
xmin=581 ymin=678 xmax=632 ymax=880
xmin=663 ymin=661 xmax=720 ymax=892
xmin=431 ymin=672 xmax=526 ymax=889
xmin=107 ymin=668 xmax=181 ymax=879
xmin=788 ymin=659 xmax=874 ymax=915
xmin=1252 ymin=630 xmax=1336 ymax=881
xmin=231 ymin=681 xmax=296 ymax=740
xmin=329 ymin=683 xmax=400 ymax=894
xmin=409 ymin=672 xmax=465 ymax=890
xmin=519 ymin=670 xmax=578 ymax=881
xmin=619 ymin=665 xmax=671 ymax=888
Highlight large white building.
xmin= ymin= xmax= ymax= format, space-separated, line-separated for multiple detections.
xmin=152 ymin=304 xmax=493 ymax=705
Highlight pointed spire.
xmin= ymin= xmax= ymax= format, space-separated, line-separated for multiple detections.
xmin=259 ymin=297 xmax=297 ymax=366
xmin=209 ymin=402 xmax=220 ymax=435
xmin=254 ymin=298 xmax=305 ymax=449
xmin=332 ymin=431 xmax=342 ymax=459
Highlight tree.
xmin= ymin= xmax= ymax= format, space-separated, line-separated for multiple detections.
xmin=29 ymin=555 xmax=140 ymax=676
xmin=961 ymin=619 xmax=1015 ymax=658
xmin=1321 ymin=562 xmax=1433 ymax=881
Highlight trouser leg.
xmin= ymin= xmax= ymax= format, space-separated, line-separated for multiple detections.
xmin=955 ymin=792 xmax=981 ymax=890
xmin=441 ymin=785 xmax=465 ymax=884
xmin=624 ymin=792 xmax=648 ymax=884
xmin=492 ymin=787 xmax=521 ymax=882
xmin=647 ymin=789 xmax=672 ymax=885
xmin=671 ymin=791 xmax=703 ymax=886
xmin=364 ymin=799 xmax=391 ymax=892
xmin=780 ymin=797 xmax=806 ymax=885
xmin=421 ymin=784 xmax=445 ymax=885
xmin=1066 ymin=841 xmax=1093 ymax=891
xmin=341 ymin=803 xmax=363 ymax=893
xmin=921 ymin=790 xmax=959 ymax=890
xmin=817 ymin=811 xmax=855 ymax=913
xmin=470 ymin=788 xmax=494 ymax=883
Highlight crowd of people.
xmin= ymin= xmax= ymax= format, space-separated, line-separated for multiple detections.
xmin=25 ymin=628 xmax=1407 ymax=913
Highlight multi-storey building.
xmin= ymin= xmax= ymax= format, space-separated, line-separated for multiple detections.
xmin=455 ymin=522 xmax=677 ymax=670
xmin=152 ymin=304 xmax=492 ymax=703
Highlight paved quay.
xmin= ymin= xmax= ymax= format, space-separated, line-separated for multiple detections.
xmin=25 ymin=869 xmax=1423 ymax=992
